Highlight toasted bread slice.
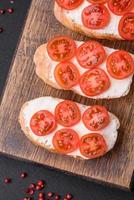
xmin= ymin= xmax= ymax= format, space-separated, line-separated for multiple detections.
xmin=54 ymin=1 xmax=133 ymax=40
xmin=19 ymin=96 xmax=120 ymax=159
xmin=34 ymin=41 xmax=133 ymax=99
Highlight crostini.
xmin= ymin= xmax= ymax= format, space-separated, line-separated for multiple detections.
xmin=34 ymin=36 xmax=134 ymax=99
xmin=19 ymin=97 xmax=120 ymax=159
xmin=54 ymin=0 xmax=134 ymax=40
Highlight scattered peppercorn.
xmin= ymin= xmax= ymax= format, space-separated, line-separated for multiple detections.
xmin=55 ymin=194 xmax=60 ymax=200
xmin=0 ymin=9 xmax=5 ymax=15
xmin=7 ymin=8 xmax=14 ymax=14
xmin=29 ymin=189 xmax=34 ymax=195
xmin=40 ymin=184 xmax=44 ymax=189
xmin=39 ymin=192 xmax=44 ymax=198
xmin=47 ymin=192 xmax=54 ymax=197
xmin=36 ymin=185 xmax=42 ymax=191
xmin=20 ymin=172 xmax=28 ymax=178
xmin=37 ymin=180 xmax=45 ymax=186
xmin=4 ymin=178 xmax=11 ymax=184
xmin=66 ymin=193 xmax=73 ymax=199
xmin=29 ymin=183 xmax=36 ymax=189
xmin=0 ymin=3 xmax=15 ymax=35
xmin=3 ymin=172 xmax=74 ymax=199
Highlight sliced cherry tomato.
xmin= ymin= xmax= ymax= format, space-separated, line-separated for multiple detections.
xmin=82 ymin=4 xmax=110 ymax=29
xmin=47 ymin=36 xmax=76 ymax=62
xmin=54 ymin=61 xmax=80 ymax=89
xmin=76 ymin=41 xmax=106 ymax=69
xmin=107 ymin=50 xmax=134 ymax=79
xmin=82 ymin=105 xmax=109 ymax=131
xmin=53 ymin=128 xmax=79 ymax=154
xmin=119 ymin=13 xmax=134 ymax=40
xmin=55 ymin=0 xmax=84 ymax=10
xmin=108 ymin=0 xmax=134 ymax=16
xmin=30 ymin=110 xmax=56 ymax=136
xmin=88 ymin=0 xmax=108 ymax=3
xmin=55 ymin=100 xmax=81 ymax=127
xmin=80 ymin=68 xmax=110 ymax=96
xmin=79 ymin=133 xmax=107 ymax=159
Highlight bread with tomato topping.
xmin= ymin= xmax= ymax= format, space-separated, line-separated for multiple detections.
xmin=19 ymin=96 xmax=120 ymax=159
xmin=54 ymin=0 xmax=134 ymax=40
xmin=34 ymin=38 xmax=134 ymax=99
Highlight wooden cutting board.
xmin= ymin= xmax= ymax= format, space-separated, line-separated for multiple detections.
xmin=0 ymin=0 xmax=134 ymax=190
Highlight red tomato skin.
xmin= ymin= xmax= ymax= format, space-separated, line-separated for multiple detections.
xmin=82 ymin=105 xmax=110 ymax=131
xmin=80 ymin=68 xmax=110 ymax=97
xmin=79 ymin=133 xmax=108 ymax=159
xmin=47 ymin=36 xmax=76 ymax=62
xmin=88 ymin=0 xmax=108 ymax=4
xmin=118 ymin=13 xmax=134 ymax=40
xmin=55 ymin=0 xmax=84 ymax=10
xmin=55 ymin=100 xmax=81 ymax=127
xmin=52 ymin=128 xmax=79 ymax=154
xmin=30 ymin=110 xmax=57 ymax=136
xmin=108 ymin=0 xmax=134 ymax=16
xmin=82 ymin=4 xmax=110 ymax=29
xmin=107 ymin=50 xmax=134 ymax=79
xmin=54 ymin=61 xmax=80 ymax=89
xmin=76 ymin=40 xmax=106 ymax=69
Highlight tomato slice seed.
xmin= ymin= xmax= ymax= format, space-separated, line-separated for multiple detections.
xmin=54 ymin=61 xmax=80 ymax=89
xmin=55 ymin=100 xmax=81 ymax=127
xmin=107 ymin=50 xmax=134 ymax=79
xmin=80 ymin=68 xmax=110 ymax=96
xmin=119 ymin=13 xmax=134 ymax=40
xmin=79 ymin=133 xmax=107 ymax=159
xmin=47 ymin=36 xmax=76 ymax=62
xmin=82 ymin=105 xmax=110 ymax=131
xmin=82 ymin=4 xmax=110 ymax=29
xmin=76 ymin=40 xmax=106 ymax=69
xmin=30 ymin=110 xmax=57 ymax=136
xmin=108 ymin=0 xmax=134 ymax=16
xmin=53 ymin=129 xmax=79 ymax=154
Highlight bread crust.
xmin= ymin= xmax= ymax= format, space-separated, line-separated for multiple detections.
xmin=19 ymin=97 xmax=120 ymax=160
xmin=34 ymin=44 xmax=61 ymax=90
xmin=54 ymin=2 xmax=122 ymax=40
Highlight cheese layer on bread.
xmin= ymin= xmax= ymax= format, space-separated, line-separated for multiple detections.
xmin=19 ymin=97 xmax=120 ymax=159
xmin=34 ymin=41 xmax=134 ymax=99
xmin=54 ymin=0 xmax=134 ymax=40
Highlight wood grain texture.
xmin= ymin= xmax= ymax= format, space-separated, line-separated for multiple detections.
xmin=0 ymin=0 xmax=134 ymax=189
